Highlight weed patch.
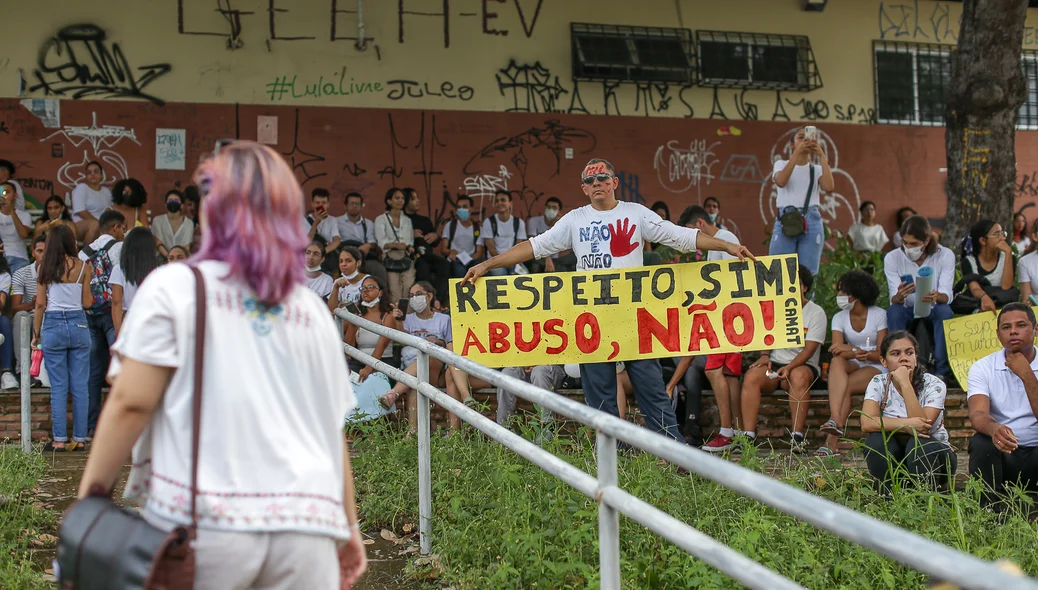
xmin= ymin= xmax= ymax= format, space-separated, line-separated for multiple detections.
xmin=0 ymin=445 xmax=55 ymax=590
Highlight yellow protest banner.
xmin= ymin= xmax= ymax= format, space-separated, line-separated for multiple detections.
xmin=449 ymin=255 xmax=804 ymax=367
xmin=943 ymin=306 xmax=1038 ymax=387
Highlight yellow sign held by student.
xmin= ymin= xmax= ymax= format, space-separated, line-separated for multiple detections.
xmin=943 ymin=307 xmax=1038 ymax=387
xmin=449 ymin=255 xmax=805 ymax=368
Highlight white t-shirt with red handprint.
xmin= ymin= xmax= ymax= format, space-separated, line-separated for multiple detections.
xmin=529 ymin=201 xmax=699 ymax=270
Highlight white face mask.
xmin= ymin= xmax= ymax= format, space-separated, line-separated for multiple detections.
xmin=305 ymin=264 xmax=322 ymax=273
xmin=544 ymin=207 xmax=559 ymax=221
xmin=361 ymin=297 xmax=380 ymax=308
xmin=903 ymin=245 xmax=924 ymax=261
xmin=409 ymin=294 xmax=429 ymax=314
xmin=343 ymin=270 xmax=359 ymax=281
xmin=836 ymin=295 xmax=854 ymax=310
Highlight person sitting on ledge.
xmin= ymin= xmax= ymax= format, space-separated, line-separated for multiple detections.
xmin=860 ymin=331 xmax=955 ymax=493
xmin=967 ymin=302 xmax=1038 ymax=510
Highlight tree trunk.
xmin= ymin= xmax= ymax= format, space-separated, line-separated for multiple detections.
xmin=942 ymin=0 xmax=1029 ymax=250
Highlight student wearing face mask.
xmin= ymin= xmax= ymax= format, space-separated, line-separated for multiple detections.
xmin=343 ymin=276 xmax=398 ymax=423
xmin=328 ymin=247 xmax=368 ymax=311
xmin=151 ymin=189 xmax=195 ymax=259
xmin=378 ymin=282 xmax=465 ymax=430
xmin=526 ymin=197 xmax=572 ymax=273
xmin=818 ymin=271 xmax=888 ymax=456
xmin=303 ymin=241 xmax=334 ymax=301
xmin=884 ymin=215 xmax=955 ymax=380
xmin=703 ymin=196 xmax=729 ymax=231
xmin=443 ymin=195 xmax=484 ymax=278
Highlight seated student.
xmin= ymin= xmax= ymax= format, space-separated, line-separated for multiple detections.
xmin=890 ymin=206 xmax=916 ymax=249
xmin=861 ymin=331 xmax=956 ymax=493
xmin=166 ymin=245 xmax=189 ymax=263
xmin=497 ymin=364 xmax=567 ymax=444
xmin=1018 ymin=219 xmax=1038 ymax=303
xmin=443 ymin=195 xmax=484 ymax=278
xmin=666 ymin=356 xmax=709 ymax=447
xmin=343 ymin=275 xmax=398 ymax=423
xmin=1012 ymin=212 xmax=1031 ymax=255
xmin=303 ymin=241 xmax=334 ymax=301
xmin=676 ymin=204 xmax=745 ymax=453
xmin=741 ymin=265 xmax=826 ymax=453
xmin=847 ymin=201 xmax=889 ymax=253
xmin=818 ymin=270 xmax=888 ymax=456
xmin=967 ymin=303 xmax=1038 ymax=509
xmin=884 ymin=215 xmax=955 ymax=379
xmin=379 ymin=282 xmax=464 ymax=429
xmin=305 ymin=188 xmax=342 ymax=274
xmin=953 ymin=219 xmax=1018 ymax=314
xmin=337 ymin=191 xmax=387 ymax=287
xmin=479 ymin=191 xmax=527 ymax=276
xmin=525 ymin=197 xmax=573 ymax=272
xmin=328 ymin=247 xmax=368 ymax=311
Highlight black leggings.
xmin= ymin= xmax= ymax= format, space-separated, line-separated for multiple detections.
xmin=863 ymin=432 xmax=957 ymax=493
xmin=968 ymin=434 xmax=1038 ymax=508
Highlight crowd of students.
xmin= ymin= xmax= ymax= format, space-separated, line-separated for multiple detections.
xmin=3 ymin=124 xmax=1038 ymax=513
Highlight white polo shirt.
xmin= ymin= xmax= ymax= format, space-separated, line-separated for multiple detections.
xmin=967 ymin=348 xmax=1038 ymax=447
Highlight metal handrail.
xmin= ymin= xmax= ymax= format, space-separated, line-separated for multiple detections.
xmin=213 ymin=308 xmax=1038 ymax=588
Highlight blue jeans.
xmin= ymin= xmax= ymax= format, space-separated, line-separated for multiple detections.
xmin=42 ymin=310 xmax=91 ymax=442
xmin=8 ymin=257 xmax=29 ymax=274
xmin=580 ymin=359 xmax=681 ymax=441
xmin=0 ymin=315 xmax=13 ymax=371
xmin=87 ymin=310 xmax=116 ymax=433
xmin=887 ymin=302 xmax=953 ymax=375
xmin=769 ymin=206 xmax=824 ymax=275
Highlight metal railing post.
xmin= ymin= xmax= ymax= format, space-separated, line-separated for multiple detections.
xmin=417 ymin=351 xmax=432 ymax=555
xmin=20 ymin=315 xmax=31 ymax=453
xmin=597 ymin=431 xmax=621 ymax=590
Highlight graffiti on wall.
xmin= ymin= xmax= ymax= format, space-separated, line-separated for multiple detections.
xmin=758 ymin=128 xmax=862 ymax=246
xmin=31 ymin=24 xmax=172 ymax=105
xmin=653 ymin=139 xmax=721 ymax=196
xmin=40 ymin=112 xmax=140 ymax=190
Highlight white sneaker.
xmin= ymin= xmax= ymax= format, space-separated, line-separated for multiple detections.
xmin=1 ymin=372 xmax=18 ymax=390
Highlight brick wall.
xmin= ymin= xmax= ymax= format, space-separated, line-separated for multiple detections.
xmin=1 ymin=388 xmax=972 ymax=447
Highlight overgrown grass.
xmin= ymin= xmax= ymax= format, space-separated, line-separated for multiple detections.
xmin=0 ymin=445 xmax=54 ymax=590
xmin=351 ymin=420 xmax=1038 ymax=589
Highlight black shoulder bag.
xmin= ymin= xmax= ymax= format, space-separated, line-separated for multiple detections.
xmin=779 ymin=165 xmax=815 ymax=238
xmin=56 ymin=266 xmax=209 ymax=589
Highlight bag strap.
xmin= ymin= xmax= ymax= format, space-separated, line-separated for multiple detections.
xmin=385 ymin=213 xmax=401 ymax=242
xmin=801 ymin=165 xmax=816 ymax=215
xmin=187 ymin=265 xmax=208 ymax=534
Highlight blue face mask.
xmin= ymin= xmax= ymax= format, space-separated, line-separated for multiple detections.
xmin=456 ymin=208 xmax=470 ymax=221
xmin=708 ymin=213 xmax=718 ymax=222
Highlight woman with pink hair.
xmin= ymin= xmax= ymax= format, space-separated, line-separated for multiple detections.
xmin=75 ymin=141 xmax=367 ymax=588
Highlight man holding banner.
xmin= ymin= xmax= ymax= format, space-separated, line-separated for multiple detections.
xmin=461 ymin=158 xmax=754 ymax=441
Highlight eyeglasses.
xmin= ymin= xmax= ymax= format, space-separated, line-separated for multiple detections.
xmin=361 ymin=285 xmax=380 ymax=292
xmin=582 ymin=173 xmax=614 ymax=185
xmin=410 ymin=291 xmax=428 ymax=297
xmin=989 ymin=230 xmax=1008 ymax=238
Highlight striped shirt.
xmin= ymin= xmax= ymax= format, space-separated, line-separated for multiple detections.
xmin=12 ymin=263 xmax=36 ymax=304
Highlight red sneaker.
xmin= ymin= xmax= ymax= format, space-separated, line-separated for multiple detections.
xmin=701 ymin=434 xmax=734 ymax=453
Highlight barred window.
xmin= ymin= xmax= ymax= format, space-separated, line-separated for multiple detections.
xmin=696 ymin=31 xmax=821 ymax=91
xmin=873 ymin=41 xmax=951 ymax=126
xmin=1019 ymin=52 xmax=1038 ymax=130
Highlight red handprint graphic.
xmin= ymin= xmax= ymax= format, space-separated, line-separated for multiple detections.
xmin=609 ymin=218 xmax=639 ymax=257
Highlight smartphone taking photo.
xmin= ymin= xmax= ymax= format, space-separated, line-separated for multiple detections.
xmin=397 ymin=298 xmax=409 ymax=315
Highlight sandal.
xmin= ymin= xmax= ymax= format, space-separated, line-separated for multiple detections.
xmin=378 ymin=392 xmax=399 ymax=410
xmin=814 ymin=446 xmax=839 ymax=457
xmin=43 ymin=441 xmax=67 ymax=451
xmin=66 ymin=441 xmax=85 ymax=452
xmin=818 ymin=419 xmax=845 ymax=437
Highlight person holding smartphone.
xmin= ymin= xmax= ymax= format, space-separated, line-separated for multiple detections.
xmin=0 ymin=182 xmax=32 ymax=273
xmin=307 ymin=188 xmax=342 ymax=274
xmin=768 ymin=127 xmax=835 ymax=275
xmin=343 ymin=276 xmax=398 ymax=422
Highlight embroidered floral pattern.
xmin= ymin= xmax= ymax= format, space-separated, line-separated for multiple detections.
xmin=243 ymin=297 xmax=284 ymax=335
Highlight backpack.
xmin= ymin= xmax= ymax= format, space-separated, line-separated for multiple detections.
xmin=80 ymin=240 xmax=116 ymax=311
xmin=448 ymin=219 xmax=480 ymax=250
xmin=488 ymin=215 xmax=520 ymax=245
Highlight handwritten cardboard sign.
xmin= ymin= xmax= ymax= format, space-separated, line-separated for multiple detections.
xmin=943 ymin=307 xmax=1038 ymax=387
xmin=450 ymin=255 xmax=804 ymax=367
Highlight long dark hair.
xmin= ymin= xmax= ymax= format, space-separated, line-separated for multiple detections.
xmin=960 ymin=219 xmax=999 ymax=274
xmin=361 ymin=275 xmax=391 ymax=316
xmin=112 ymin=178 xmax=148 ymax=207
xmin=43 ymin=195 xmax=72 ymax=221
xmin=38 ymin=224 xmax=78 ymax=285
xmin=121 ymin=227 xmax=160 ymax=286
xmin=880 ymin=331 xmax=926 ymax=396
